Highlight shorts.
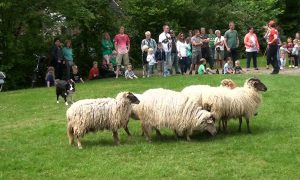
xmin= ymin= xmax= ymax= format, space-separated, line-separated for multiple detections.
xmin=116 ymin=53 xmax=129 ymax=66
xmin=192 ymin=50 xmax=202 ymax=64
xmin=215 ymin=50 xmax=224 ymax=60
xmin=103 ymin=55 xmax=112 ymax=62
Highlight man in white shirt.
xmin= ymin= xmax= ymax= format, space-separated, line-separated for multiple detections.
xmin=159 ymin=25 xmax=172 ymax=76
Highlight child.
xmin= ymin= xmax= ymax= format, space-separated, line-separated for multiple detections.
xmin=125 ymin=64 xmax=138 ymax=79
xmin=110 ymin=50 xmax=118 ymax=71
xmin=198 ymin=58 xmax=214 ymax=75
xmin=88 ymin=61 xmax=99 ymax=80
xmin=287 ymin=37 xmax=294 ymax=68
xmin=280 ymin=42 xmax=289 ymax=70
xmin=234 ymin=60 xmax=244 ymax=74
xmin=141 ymin=45 xmax=149 ymax=78
xmin=71 ymin=65 xmax=84 ymax=83
xmin=45 ymin=66 xmax=55 ymax=87
xmin=220 ymin=79 xmax=237 ymax=89
xmin=223 ymin=57 xmax=234 ymax=74
xmin=100 ymin=59 xmax=115 ymax=78
xmin=155 ymin=42 xmax=166 ymax=76
xmin=147 ymin=48 xmax=156 ymax=77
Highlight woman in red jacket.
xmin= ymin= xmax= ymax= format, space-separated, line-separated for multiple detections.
xmin=88 ymin=61 xmax=99 ymax=80
xmin=244 ymin=26 xmax=260 ymax=70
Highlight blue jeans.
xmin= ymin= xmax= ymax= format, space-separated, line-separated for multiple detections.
xmin=171 ymin=52 xmax=180 ymax=73
xmin=165 ymin=51 xmax=171 ymax=71
xmin=148 ymin=64 xmax=155 ymax=75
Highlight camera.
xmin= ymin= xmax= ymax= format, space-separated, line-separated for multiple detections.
xmin=216 ymin=47 xmax=221 ymax=52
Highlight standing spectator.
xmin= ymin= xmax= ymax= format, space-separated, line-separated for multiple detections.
xmin=287 ymin=37 xmax=295 ymax=67
xmin=263 ymin=24 xmax=271 ymax=69
xmin=244 ymin=26 xmax=260 ymax=71
xmin=146 ymin=48 xmax=156 ymax=77
xmin=200 ymin=28 xmax=212 ymax=68
xmin=155 ymin=42 xmax=167 ymax=76
xmin=114 ymin=26 xmax=130 ymax=78
xmin=88 ymin=61 xmax=99 ymax=80
xmin=176 ymin=32 xmax=189 ymax=75
xmin=170 ymin=30 xmax=180 ymax=74
xmin=224 ymin=21 xmax=240 ymax=67
xmin=267 ymin=20 xmax=280 ymax=74
xmin=293 ymin=32 xmax=300 ymax=68
xmin=214 ymin=30 xmax=225 ymax=70
xmin=101 ymin=32 xmax=114 ymax=64
xmin=186 ymin=30 xmax=193 ymax=72
xmin=159 ymin=25 xmax=172 ymax=75
xmin=190 ymin=29 xmax=203 ymax=74
xmin=208 ymin=29 xmax=216 ymax=63
xmin=51 ymin=38 xmax=64 ymax=79
xmin=62 ymin=40 xmax=74 ymax=80
xmin=141 ymin=31 xmax=157 ymax=53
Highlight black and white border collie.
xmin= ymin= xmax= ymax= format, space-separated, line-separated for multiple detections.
xmin=55 ymin=80 xmax=75 ymax=105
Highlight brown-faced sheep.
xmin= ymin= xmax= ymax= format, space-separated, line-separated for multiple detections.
xmin=66 ymin=92 xmax=140 ymax=149
xmin=181 ymin=78 xmax=267 ymax=133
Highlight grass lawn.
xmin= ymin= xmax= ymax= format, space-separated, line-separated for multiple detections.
xmin=1 ymin=74 xmax=300 ymax=179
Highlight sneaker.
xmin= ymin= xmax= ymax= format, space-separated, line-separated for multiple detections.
xmin=295 ymin=66 xmax=299 ymax=68
xmin=292 ymin=65 xmax=295 ymax=68
xmin=254 ymin=68 xmax=259 ymax=70
xmin=142 ymin=76 xmax=145 ymax=78
xmin=270 ymin=71 xmax=279 ymax=74
xmin=289 ymin=65 xmax=292 ymax=68
xmin=266 ymin=65 xmax=269 ymax=69
xmin=246 ymin=68 xmax=250 ymax=71
xmin=280 ymin=67 xmax=283 ymax=70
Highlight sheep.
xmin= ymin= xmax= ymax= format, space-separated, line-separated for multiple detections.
xmin=181 ymin=78 xmax=267 ymax=133
xmin=66 ymin=92 xmax=140 ymax=149
xmin=134 ymin=88 xmax=217 ymax=142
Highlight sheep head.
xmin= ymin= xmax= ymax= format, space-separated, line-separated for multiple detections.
xmin=194 ymin=111 xmax=217 ymax=136
xmin=245 ymin=78 xmax=267 ymax=92
xmin=118 ymin=92 xmax=140 ymax=104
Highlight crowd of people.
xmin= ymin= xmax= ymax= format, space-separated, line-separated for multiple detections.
xmin=45 ymin=21 xmax=300 ymax=87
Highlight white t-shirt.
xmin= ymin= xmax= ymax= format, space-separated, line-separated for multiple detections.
xmin=176 ymin=41 xmax=189 ymax=57
xmin=159 ymin=32 xmax=172 ymax=52
xmin=214 ymin=36 xmax=225 ymax=51
xmin=147 ymin=54 xmax=156 ymax=65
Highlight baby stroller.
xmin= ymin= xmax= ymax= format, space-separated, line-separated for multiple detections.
xmin=31 ymin=54 xmax=47 ymax=88
xmin=0 ymin=71 xmax=5 ymax=92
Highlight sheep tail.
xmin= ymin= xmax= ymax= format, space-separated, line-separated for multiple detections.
xmin=67 ymin=123 xmax=75 ymax=145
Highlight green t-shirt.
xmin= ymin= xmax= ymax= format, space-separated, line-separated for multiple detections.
xmin=198 ymin=64 xmax=205 ymax=75
xmin=209 ymin=34 xmax=216 ymax=48
xmin=224 ymin=30 xmax=238 ymax=48
xmin=101 ymin=39 xmax=114 ymax=56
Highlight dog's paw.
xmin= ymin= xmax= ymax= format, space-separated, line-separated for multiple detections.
xmin=65 ymin=102 xmax=69 ymax=106
xmin=57 ymin=101 xmax=59 ymax=104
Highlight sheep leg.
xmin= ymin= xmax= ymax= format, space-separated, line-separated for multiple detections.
xmin=76 ymin=136 xmax=82 ymax=149
xmin=155 ymin=128 xmax=162 ymax=138
xmin=174 ymin=130 xmax=180 ymax=140
xmin=218 ymin=120 xmax=222 ymax=132
xmin=238 ymin=117 xmax=243 ymax=132
xmin=141 ymin=123 xmax=152 ymax=143
xmin=222 ymin=120 xmax=227 ymax=133
xmin=123 ymin=126 xmax=132 ymax=140
xmin=67 ymin=125 xmax=74 ymax=145
xmin=186 ymin=129 xmax=192 ymax=141
xmin=246 ymin=118 xmax=252 ymax=133
xmin=112 ymin=130 xmax=120 ymax=145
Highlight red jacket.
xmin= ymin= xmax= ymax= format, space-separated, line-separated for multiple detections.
xmin=88 ymin=67 xmax=99 ymax=80
xmin=244 ymin=33 xmax=260 ymax=50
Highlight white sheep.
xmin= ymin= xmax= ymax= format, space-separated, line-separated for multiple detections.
xmin=66 ymin=92 xmax=140 ymax=149
xmin=135 ymin=88 xmax=217 ymax=142
xmin=181 ymin=78 xmax=267 ymax=133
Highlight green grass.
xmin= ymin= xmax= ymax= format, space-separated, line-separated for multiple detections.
xmin=1 ymin=75 xmax=300 ymax=179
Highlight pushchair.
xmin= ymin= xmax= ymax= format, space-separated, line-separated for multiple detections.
xmin=31 ymin=54 xmax=47 ymax=88
xmin=0 ymin=71 xmax=5 ymax=92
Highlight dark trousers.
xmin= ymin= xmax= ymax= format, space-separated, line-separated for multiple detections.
xmin=294 ymin=54 xmax=299 ymax=66
xmin=179 ymin=57 xmax=188 ymax=74
xmin=55 ymin=62 xmax=63 ymax=79
xmin=202 ymin=47 xmax=212 ymax=68
xmin=267 ymin=44 xmax=279 ymax=73
xmin=228 ymin=48 xmax=238 ymax=67
xmin=246 ymin=51 xmax=257 ymax=68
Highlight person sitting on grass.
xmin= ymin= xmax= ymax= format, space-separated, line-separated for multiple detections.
xmin=99 ymin=59 xmax=115 ymax=78
xmin=45 ymin=66 xmax=55 ymax=87
xmin=88 ymin=61 xmax=99 ymax=80
xmin=125 ymin=64 xmax=138 ymax=79
xmin=233 ymin=60 xmax=245 ymax=74
xmin=71 ymin=65 xmax=84 ymax=83
xmin=223 ymin=57 xmax=234 ymax=74
xmin=198 ymin=58 xmax=215 ymax=75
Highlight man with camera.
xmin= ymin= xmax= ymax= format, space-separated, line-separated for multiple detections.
xmin=159 ymin=25 xmax=172 ymax=76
